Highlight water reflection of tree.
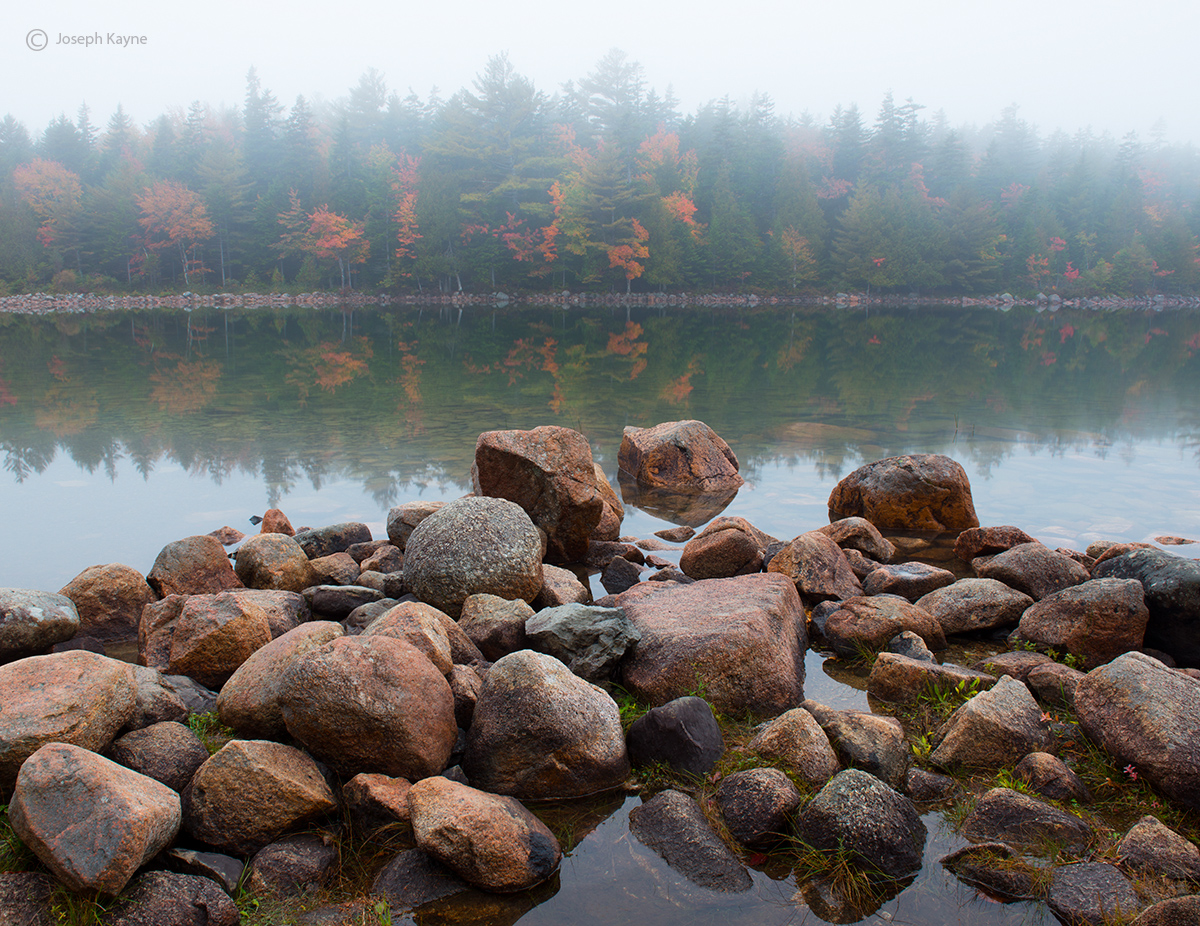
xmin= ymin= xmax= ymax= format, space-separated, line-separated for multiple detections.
xmin=0 ymin=305 xmax=1198 ymax=509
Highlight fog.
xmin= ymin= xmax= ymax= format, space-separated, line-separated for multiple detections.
xmin=5 ymin=0 xmax=1197 ymax=143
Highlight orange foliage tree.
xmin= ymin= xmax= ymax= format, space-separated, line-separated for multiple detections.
xmin=12 ymin=159 xmax=84 ymax=266
xmin=278 ymin=190 xmax=370 ymax=289
xmin=136 ymin=180 xmax=214 ymax=286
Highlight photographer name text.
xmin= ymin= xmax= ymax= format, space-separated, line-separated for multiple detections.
xmin=56 ymin=32 xmax=147 ymax=47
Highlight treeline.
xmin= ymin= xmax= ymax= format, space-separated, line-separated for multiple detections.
xmin=1 ymin=51 xmax=1198 ymax=297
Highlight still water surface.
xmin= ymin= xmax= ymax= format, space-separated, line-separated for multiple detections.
xmin=1 ymin=303 xmax=1198 ymax=923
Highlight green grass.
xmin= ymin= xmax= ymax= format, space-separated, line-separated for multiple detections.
xmin=185 ymin=710 xmax=236 ymax=755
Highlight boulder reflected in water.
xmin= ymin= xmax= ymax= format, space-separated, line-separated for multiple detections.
xmin=617 ymin=471 xmax=739 ymax=528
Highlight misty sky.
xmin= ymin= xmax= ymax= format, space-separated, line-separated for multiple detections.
xmin=7 ymin=0 xmax=1198 ymax=145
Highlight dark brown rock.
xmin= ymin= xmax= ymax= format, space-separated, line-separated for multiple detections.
xmin=1014 ymin=752 xmax=1092 ymax=804
xmin=625 ymin=696 xmax=724 ymax=775
xmin=292 ymin=522 xmax=373 ymax=559
xmin=972 ymin=542 xmax=1090 ymax=601
xmin=408 ymin=776 xmax=562 ymax=892
xmin=279 ymin=635 xmax=457 ymax=781
xmin=108 ymin=721 xmax=210 ymax=792
xmin=616 ymin=574 xmax=807 ymax=716
xmin=714 ymin=768 xmax=800 ymax=849
xmin=147 ymin=535 xmax=243 ymax=598
xmin=473 ymin=425 xmax=604 ymax=563
xmin=246 ymin=834 xmax=339 ymax=897
xmin=629 ymin=789 xmax=752 ymax=892
xmin=1017 ymin=578 xmax=1149 ymax=668
xmin=954 ymin=525 xmax=1038 ymax=562
xmin=105 ymin=870 xmax=239 ymax=926
xmin=817 ymin=517 xmax=896 ymax=563
xmin=617 ymin=420 xmax=744 ymax=491
xmin=827 ymin=454 xmax=979 ymax=532
xmin=260 ymin=508 xmax=295 ymax=536
xmin=766 ymin=531 xmax=863 ymax=604
xmin=960 ymin=787 xmax=1092 ymax=853
xmin=679 ymin=516 xmax=766 ymax=579
xmin=1116 ymin=815 xmax=1200 ymax=882
xmin=867 ymin=652 xmax=996 ymax=704
xmin=58 ymin=564 xmax=158 ymax=644
xmin=1047 ymin=862 xmax=1138 ymax=926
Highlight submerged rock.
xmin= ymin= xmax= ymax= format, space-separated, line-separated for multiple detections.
xmin=629 ymin=789 xmax=752 ymax=893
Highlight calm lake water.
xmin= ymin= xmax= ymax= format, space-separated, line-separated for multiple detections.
xmin=1 ymin=302 xmax=1198 ymax=923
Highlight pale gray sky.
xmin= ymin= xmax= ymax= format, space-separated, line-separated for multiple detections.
xmin=7 ymin=0 xmax=1198 ymax=145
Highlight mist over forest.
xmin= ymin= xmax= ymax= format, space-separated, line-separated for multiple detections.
xmin=2 ymin=50 xmax=1198 ymax=298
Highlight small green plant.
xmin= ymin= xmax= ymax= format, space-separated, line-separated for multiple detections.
xmin=186 ymin=711 xmax=235 ymax=755
xmin=609 ymin=685 xmax=647 ymax=732
xmin=909 ymin=732 xmax=934 ymax=762
xmin=47 ymin=887 xmax=115 ymax=926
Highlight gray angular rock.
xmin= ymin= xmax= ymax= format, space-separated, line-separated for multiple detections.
xmin=1093 ymin=547 xmax=1200 ymax=667
xmin=524 ymin=603 xmax=640 ymax=682
xmin=1047 ymin=862 xmax=1138 ymax=926
xmin=795 ymin=768 xmax=927 ymax=879
xmin=292 ymin=522 xmax=373 ymax=559
xmin=629 ymin=789 xmax=752 ymax=892
xmin=862 ymin=562 xmax=956 ymax=601
xmin=960 ymin=787 xmax=1093 ymax=853
xmin=916 ymin=578 xmax=1033 ymax=635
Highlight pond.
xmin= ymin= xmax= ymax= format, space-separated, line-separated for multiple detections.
xmin=1 ymin=302 xmax=1198 ymax=923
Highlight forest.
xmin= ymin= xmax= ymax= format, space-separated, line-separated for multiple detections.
xmin=1 ymin=50 xmax=1198 ymax=298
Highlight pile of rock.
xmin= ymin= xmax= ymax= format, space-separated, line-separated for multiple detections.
xmin=0 ymin=422 xmax=1197 ymax=926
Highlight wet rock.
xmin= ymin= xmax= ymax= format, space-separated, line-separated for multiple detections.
xmin=216 ymin=621 xmax=345 ymax=739
xmin=408 ymin=776 xmax=562 ymax=892
xmin=906 ymin=768 xmax=959 ymax=803
xmin=827 ymin=454 xmax=979 ymax=532
xmin=0 ymin=650 xmax=136 ymax=793
xmin=591 ymin=464 xmax=625 ymax=542
xmin=714 ymin=768 xmax=800 ymax=849
xmin=233 ymin=533 xmax=313 ymax=592
xmin=344 ymin=773 xmax=412 ymax=838
xmin=360 ymin=601 xmax=455 ymax=676
xmin=147 ymin=535 xmax=243 ymax=598
xmin=940 ymin=842 xmax=1044 ymax=901
xmin=108 ymin=721 xmax=210 ymax=793
xmin=308 ymin=552 xmax=361 ymax=586
xmin=954 ymin=525 xmax=1038 ymax=562
xmin=104 ymin=870 xmax=239 ymax=926
xmin=463 ymin=650 xmax=629 ymax=799
xmin=246 ymin=833 xmax=339 ymax=897
xmin=165 ymin=590 xmax=274 ymax=689
xmin=803 ymin=701 xmax=909 ymax=789
xmin=292 ymin=522 xmax=373 ymax=559
xmin=656 ymin=526 xmax=695 ymax=543
xmin=916 ymin=578 xmax=1033 ymax=635
xmin=887 ymin=630 xmax=934 ymax=662
xmin=960 ymin=787 xmax=1092 ymax=853
xmin=1131 ymin=896 xmax=1200 ymax=926
xmin=473 ymin=425 xmax=604 ymax=563
xmin=972 ymin=650 xmax=1054 ymax=682
xmin=1025 ymin=661 xmax=1086 ymax=710
xmin=680 ymin=517 xmax=770 ymax=579
xmin=843 ymin=548 xmax=883 ymax=581
xmin=822 ymin=595 xmax=946 ymax=657
xmin=57 ymin=564 xmax=158 ymax=645
xmin=404 ymin=496 xmax=544 ymax=618
xmin=766 ymin=531 xmax=863 ymax=604
xmin=616 ymin=574 xmax=807 ymax=716
xmin=629 ymin=789 xmax=752 ymax=892
xmin=386 ymin=501 xmax=445 ymax=550
xmin=1116 ymin=815 xmax=1200 ymax=882
xmin=816 ymin=516 xmax=896 ymax=563
xmin=279 ymin=635 xmax=457 ymax=781
xmin=618 ymin=420 xmax=744 ymax=492
xmin=531 ymin=564 xmax=591 ymax=609
xmin=183 ymin=739 xmax=337 ymax=855
xmin=930 ymin=676 xmax=1050 ymax=771
xmin=371 ymin=848 xmax=469 ymax=908
xmin=165 ymin=847 xmax=244 ymax=894
xmin=459 ymin=594 xmax=533 ymax=661
xmin=1074 ymin=651 xmax=1200 ymax=811
xmin=1016 ymin=578 xmax=1149 ymax=668
xmin=867 ymin=652 xmax=996 ymax=704
xmin=0 ymin=588 xmax=80 ymax=660
xmin=524 ymin=603 xmax=639 ymax=683
xmin=10 ymin=742 xmax=180 ymax=894
xmin=1092 ymin=547 xmax=1200 ymax=667
xmin=749 ymin=707 xmax=839 ymax=786
xmin=972 ymin=542 xmax=1090 ymax=601
xmin=862 ymin=562 xmax=956 ymax=601
xmin=795 ymin=768 xmax=927 ymax=879
xmin=585 ymin=540 xmax=645 ymax=570
xmin=1047 ymin=862 xmax=1138 ymax=926
xmin=625 ymin=696 xmax=724 ymax=775
xmin=600 ymin=554 xmax=643 ymax=595
xmin=1014 ymin=752 xmax=1092 ymax=804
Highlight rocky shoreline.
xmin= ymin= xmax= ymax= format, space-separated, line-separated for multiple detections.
xmin=1 ymin=290 xmax=1198 ymax=315
xmin=1 ymin=420 xmax=1198 ymax=926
